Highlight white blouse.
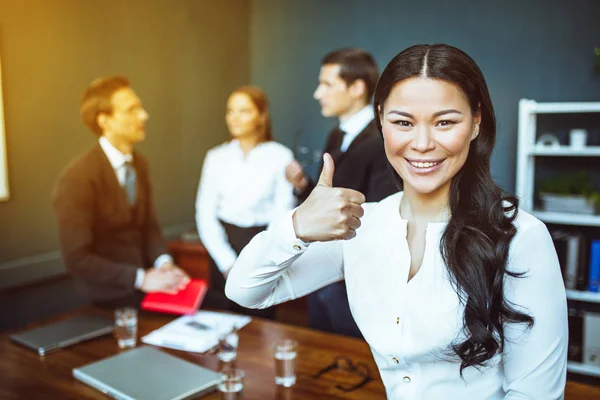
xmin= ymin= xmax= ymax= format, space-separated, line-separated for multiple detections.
xmin=195 ymin=140 xmax=295 ymax=274
xmin=225 ymin=192 xmax=568 ymax=399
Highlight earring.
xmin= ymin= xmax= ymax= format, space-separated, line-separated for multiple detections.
xmin=474 ymin=129 xmax=479 ymax=137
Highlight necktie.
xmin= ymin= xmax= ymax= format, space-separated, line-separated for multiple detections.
xmin=328 ymin=126 xmax=346 ymax=162
xmin=124 ymin=161 xmax=136 ymax=205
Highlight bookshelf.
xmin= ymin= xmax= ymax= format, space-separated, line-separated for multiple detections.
xmin=516 ymin=99 xmax=600 ymax=212
xmin=516 ymin=99 xmax=600 ymax=377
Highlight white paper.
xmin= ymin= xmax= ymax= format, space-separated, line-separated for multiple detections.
xmin=141 ymin=311 xmax=251 ymax=353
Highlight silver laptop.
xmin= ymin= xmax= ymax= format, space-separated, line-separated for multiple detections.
xmin=10 ymin=314 xmax=114 ymax=356
xmin=73 ymin=346 xmax=220 ymax=400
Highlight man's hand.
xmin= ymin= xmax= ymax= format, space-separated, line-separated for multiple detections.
xmin=140 ymin=266 xmax=190 ymax=294
xmin=160 ymin=263 xmax=190 ymax=281
xmin=292 ymin=153 xmax=365 ymax=242
xmin=285 ymin=160 xmax=309 ymax=191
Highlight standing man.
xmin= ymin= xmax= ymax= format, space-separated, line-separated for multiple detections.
xmin=53 ymin=76 xmax=189 ymax=308
xmin=286 ymin=48 xmax=398 ymax=337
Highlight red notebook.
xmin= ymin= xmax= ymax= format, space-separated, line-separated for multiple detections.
xmin=141 ymin=279 xmax=208 ymax=315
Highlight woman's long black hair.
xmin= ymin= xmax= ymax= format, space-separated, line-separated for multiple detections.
xmin=374 ymin=44 xmax=533 ymax=373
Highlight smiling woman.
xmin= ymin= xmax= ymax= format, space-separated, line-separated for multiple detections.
xmin=0 ymin=51 xmax=8 ymax=201
xmin=226 ymin=44 xmax=569 ymax=399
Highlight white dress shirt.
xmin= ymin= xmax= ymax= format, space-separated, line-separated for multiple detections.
xmin=339 ymin=104 xmax=375 ymax=152
xmin=195 ymin=140 xmax=295 ymax=274
xmin=99 ymin=137 xmax=173 ymax=289
xmin=226 ymin=192 xmax=568 ymax=399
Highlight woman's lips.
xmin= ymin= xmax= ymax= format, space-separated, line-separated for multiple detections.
xmin=406 ymin=158 xmax=444 ymax=174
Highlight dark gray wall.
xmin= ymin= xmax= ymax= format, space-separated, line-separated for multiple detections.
xmin=250 ymin=0 xmax=600 ymax=190
xmin=0 ymin=0 xmax=251 ymax=289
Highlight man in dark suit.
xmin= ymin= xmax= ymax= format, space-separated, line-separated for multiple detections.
xmin=286 ymin=48 xmax=398 ymax=338
xmin=53 ymin=76 xmax=189 ymax=307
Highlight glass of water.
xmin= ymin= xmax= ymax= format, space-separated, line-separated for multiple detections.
xmin=217 ymin=324 xmax=239 ymax=363
xmin=114 ymin=307 xmax=137 ymax=348
xmin=218 ymin=368 xmax=244 ymax=400
xmin=273 ymin=339 xmax=298 ymax=387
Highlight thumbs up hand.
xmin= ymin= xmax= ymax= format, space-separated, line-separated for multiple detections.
xmin=292 ymin=153 xmax=366 ymax=242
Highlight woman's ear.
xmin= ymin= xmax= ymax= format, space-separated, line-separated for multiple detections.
xmin=471 ymin=105 xmax=482 ymax=140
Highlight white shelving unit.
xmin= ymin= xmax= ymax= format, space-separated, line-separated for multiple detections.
xmin=530 ymin=211 xmax=600 ymax=227
xmin=516 ymin=99 xmax=600 ymax=213
xmin=566 ymin=362 xmax=600 ymax=378
xmin=528 ymin=145 xmax=600 ymax=157
xmin=565 ymin=289 xmax=600 ymax=303
xmin=516 ymin=99 xmax=600 ymax=378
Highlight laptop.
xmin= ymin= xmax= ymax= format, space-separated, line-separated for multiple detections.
xmin=10 ymin=314 xmax=114 ymax=356
xmin=73 ymin=346 xmax=220 ymax=400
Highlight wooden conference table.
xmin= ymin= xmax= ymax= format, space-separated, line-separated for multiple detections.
xmin=2 ymin=308 xmax=600 ymax=399
xmin=0 ymin=308 xmax=386 ymax=400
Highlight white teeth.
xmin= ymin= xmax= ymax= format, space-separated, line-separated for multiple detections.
xmin=410 ymin=161 xmax=439 ymax=168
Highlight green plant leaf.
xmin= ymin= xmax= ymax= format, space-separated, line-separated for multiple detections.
xmin=539 ymin=171 xmax=599 ymax=209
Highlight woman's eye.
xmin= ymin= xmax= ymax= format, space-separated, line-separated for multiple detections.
xmin=436 ymin=120 xmax=456 ymax=127
xmin=392 ymin=120 xmax=412 ymax=127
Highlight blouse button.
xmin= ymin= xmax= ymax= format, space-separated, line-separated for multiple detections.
xmin=396 ymin=317 xmax=400 ymax=324
xmin=293 ymin=244 xmax=301 ymax=251
xmin=392 ymin=357 xmax=399 ymax=364
xmin=403 ymin=376 xmax=411 ymax=384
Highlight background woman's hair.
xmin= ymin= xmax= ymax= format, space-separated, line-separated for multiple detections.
xmin=230 ymin=86 xmax=273 ymax=142
xmin=373 ymin=44 xmax=533 ymax=373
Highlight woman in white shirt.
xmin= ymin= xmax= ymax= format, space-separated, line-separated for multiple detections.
xmin=196 ymin=86 xmax=294 ymax=318
xmin=225 ymin=45 xmax=568 ymax=398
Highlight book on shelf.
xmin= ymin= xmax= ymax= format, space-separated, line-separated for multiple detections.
xmin=576 ymin=237 xmax=590 ymax=292
xmin=568 ymin=307 xmax=584 ymax=362
xmin=570 ymin=309 xmax=600 ymax=367
xmin=589 ymin=240 xmax=600 ymax=293
xmin=583 ymin=312 xmax=600 ymax=367
xmin=551 ymin=230 xmax=568 ymax=281
xmin=550 ymin=230 xmax=588 ymax=290
xmin=565 ymin=235 xmax=581 ymax=290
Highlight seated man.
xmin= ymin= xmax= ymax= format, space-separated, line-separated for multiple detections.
xmin=53 ymin=76 xmax=189 ymax=308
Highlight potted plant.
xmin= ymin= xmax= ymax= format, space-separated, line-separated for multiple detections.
xmin=538 ymin=171 xmax=600 ymax=215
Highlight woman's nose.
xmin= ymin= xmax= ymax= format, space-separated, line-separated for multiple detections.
xmin=411 ymin=126 xmax=435 ymax=152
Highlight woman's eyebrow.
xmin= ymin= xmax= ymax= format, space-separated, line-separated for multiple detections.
xmin=387 ymin=109 xmax=463 ymax=118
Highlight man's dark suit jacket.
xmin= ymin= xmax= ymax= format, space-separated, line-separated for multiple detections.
xmin=53 ymin=144 xmax=167 ymax=304
xmin=297 ymin=120 xmax=399 ymax=202
xmin=298 ymin=120 xmax=398 ymax=338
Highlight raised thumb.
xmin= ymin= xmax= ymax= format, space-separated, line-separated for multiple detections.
xmin=317 ymin=153 xmax=335 ymax=187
